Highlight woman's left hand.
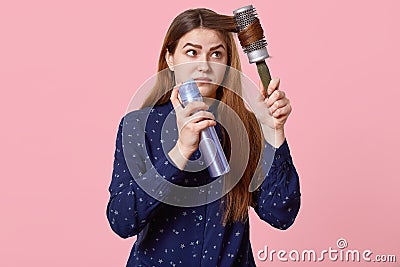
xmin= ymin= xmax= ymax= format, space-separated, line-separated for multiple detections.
xmin=253 ymin=77 xmax=292 ymax=131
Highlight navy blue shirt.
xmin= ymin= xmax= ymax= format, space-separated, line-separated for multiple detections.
xmin=106 ymin=101 xmax=301 ymax=266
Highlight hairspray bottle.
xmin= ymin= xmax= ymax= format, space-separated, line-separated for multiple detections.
xmin=178 ymin=80 xmax=230 ymax=177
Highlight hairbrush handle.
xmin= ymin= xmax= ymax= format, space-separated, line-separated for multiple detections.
xmin=256 ymin=61 xmax=272 ymax=98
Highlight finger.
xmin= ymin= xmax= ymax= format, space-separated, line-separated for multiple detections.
xmin=182 ymin=101 xmax=209 ymax=117
xmin=266 ymin=90 xmax=286 ymax=108
xmin=188 ymin=110 xmax=215 ymax=123
xmin=267 ymin=77 xmax=280 ymax=97
xmin=192 ymin=119 xmax=217 ymax=132
xmin=181 ymin=111 xmax=215 ymax=128
xmin=272 ymin=103 xmax=292 ymax=118
xmin=269 ymin=98 xmax=289 ymax=114
xmin=170 ymin=84 xmax=183 ymax=110
xmin=180 ymin=116 xmax=216 ymax=134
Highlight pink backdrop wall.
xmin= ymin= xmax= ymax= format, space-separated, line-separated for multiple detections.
xmin=1 ymin=0 xmax=399 ymax=266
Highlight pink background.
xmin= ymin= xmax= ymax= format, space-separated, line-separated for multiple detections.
xmin=1 ymin=0 xmax=399 ymax=266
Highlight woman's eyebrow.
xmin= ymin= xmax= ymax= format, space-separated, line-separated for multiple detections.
xmin=183 ymin=43 xmax=202 ymax=49
xmin=182 ymin=43 xmax=225 ymax=51
xmin=210 ymin=44 xmax=225 ymax=51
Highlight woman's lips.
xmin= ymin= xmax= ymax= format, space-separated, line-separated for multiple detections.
xmin=193 ymin=77 xmax=212 ymax=83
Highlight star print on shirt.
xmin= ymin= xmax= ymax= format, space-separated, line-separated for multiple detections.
xmin=106 ymin=101 xmax=301 ymax=266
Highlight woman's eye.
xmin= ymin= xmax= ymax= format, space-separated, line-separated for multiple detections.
xmin=186 ymin=50 xmax=197 ymax=57
xmin=211 ymin=51 xmax=222 ymax=58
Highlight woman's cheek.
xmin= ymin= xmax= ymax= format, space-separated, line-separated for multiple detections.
xmin=213 ymin=65 xmax=228 ymax=85
xmin=173 ymin=67 xmax=192 ymax=83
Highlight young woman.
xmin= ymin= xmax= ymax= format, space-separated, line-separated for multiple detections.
xmin=107 ymin=8 xmax=301 ymax=267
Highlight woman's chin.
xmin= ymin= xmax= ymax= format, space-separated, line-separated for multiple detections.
xmin=197 ymin=83 xmax=218 ymax=99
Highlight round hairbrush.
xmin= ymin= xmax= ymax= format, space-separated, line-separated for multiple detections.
xmin=233 ymin=5 xmax=273 ymax=97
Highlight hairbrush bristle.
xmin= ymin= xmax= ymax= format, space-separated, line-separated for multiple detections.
xmin=243 ymin=39 xmax=267 ymax=54
xmin=233 ymin=6 xmax=257 ymax=32
xmin=233 ymin=5 xmax=269 ymax=63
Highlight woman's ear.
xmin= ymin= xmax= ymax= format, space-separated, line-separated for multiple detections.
xmin=165 ymin=50 xmax=174 ymax=71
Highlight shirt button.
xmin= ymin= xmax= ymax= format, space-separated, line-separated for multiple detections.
xmin=198 ymin=215 xmax=203 ymax=221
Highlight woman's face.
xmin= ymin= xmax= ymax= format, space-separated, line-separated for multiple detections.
xmin=166 ymin=28 xmax=228 ymax=99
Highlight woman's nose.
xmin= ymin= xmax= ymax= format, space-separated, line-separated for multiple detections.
xmin=197 ymin=60 xmax=210 ymax=72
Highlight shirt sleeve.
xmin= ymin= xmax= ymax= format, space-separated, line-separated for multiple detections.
xmin=252 ymin=139 xmax=301 ymax=230
xmin=106 ymin=113 xmax=185 ymax=238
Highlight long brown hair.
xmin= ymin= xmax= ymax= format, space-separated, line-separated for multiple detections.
xmin=141 ymin=8 xmax=263 ymax=225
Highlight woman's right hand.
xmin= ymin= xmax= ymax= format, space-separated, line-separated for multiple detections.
xmin=168 ymin=84 xmax=217 ymax=168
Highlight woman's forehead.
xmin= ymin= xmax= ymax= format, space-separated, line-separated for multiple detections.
xmin=177 ymin=28 xmax=226 ymax=48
